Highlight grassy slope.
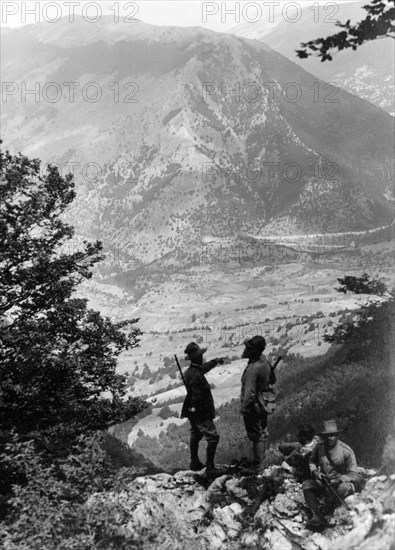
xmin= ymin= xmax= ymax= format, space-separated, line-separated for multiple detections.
xmin=132 ymin=345 xmax=394 ymax=470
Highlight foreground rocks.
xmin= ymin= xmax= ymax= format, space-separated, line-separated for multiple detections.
xmin=90 ymin=467 xmax=395 ymax=550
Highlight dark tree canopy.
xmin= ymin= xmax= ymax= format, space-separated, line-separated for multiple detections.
xmin=0 ymin=146 xmax=146 ymax=452
xmin=324 ymin=274 xmax=394 ymax=361
xmin=297 ymin=0 xmax=395 ymax=61
xmin=336 ymin=272 xmax=387 ymax=295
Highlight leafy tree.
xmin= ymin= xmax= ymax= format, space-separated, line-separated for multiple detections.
xmin=297 ymin=0 xmax=395 ymax=61
xmin=163 ymin=356 xmax=172 ymax=367
xmin=336 ymin=272 xmax=387 ymax=295
xmin=141 ymin=364 xmax=151 ymax=379
xmin=324 ymin=274 xmax=394 ymax=361
xmin=0 ymin=146 xmax=146 ymax=453
xmin=158 ymin=405 xmax=177 ymax=420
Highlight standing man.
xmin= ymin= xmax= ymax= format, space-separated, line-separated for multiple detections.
xmin=302 ymin=420 xmax=362 ymax=530
xmin=240 ymin=335 xmax=275 ymax=475
xmin=180 ymin=342 xmax=223 ymax=474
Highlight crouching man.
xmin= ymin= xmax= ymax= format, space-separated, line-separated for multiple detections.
xmin=302 ymin=420 xmax=362 ymax=530
xmin=180 ymin=342 xmax=223 ymax=474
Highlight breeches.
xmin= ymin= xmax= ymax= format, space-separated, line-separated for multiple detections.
xmin=243 ymin=411 xmax=268 ymax=442
xmin=190 ymin=418 xmax=219 ymax=444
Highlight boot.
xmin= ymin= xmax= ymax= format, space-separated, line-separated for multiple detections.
xmin=241 ymin=440 xmax=266 ymax=475
xmin=303 ymin=489 xmax=327 ymax=530
xmin=205 ymin=441 xmax=218 ymax=475
xmin=190 ymin=438 xmax=204 ymax=471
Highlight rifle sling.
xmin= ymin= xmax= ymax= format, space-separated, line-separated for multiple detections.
xmin=324 ymin=448 xmax=342 ymax=475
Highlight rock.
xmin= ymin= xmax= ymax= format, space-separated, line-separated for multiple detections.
xmin=254 ymin=500 xmax=272 ymax=525
xmin=212 ymin=502 xmax=243 ymax=537
xmin=241 ymin=533 xmax=259 ymax=547
xmin=310 ymin=532 xmax=331 ymax=550
xmin=88 ymin=466 xmax=395 ymax=550
xmin=229 ymin=502 xmax=243 ymax=515
xmin=274 ymin=492 xmax=301 ymax=516
xmin=264 ymin=528 xmax=293 ymax=550
xmin=205 ymin=522 xmax=227 ymax=549
xmin=225 ymin=477 xmax=252 ymax=503
xmin=206 ymin=474 xmax=229 ymax=498
xmin=328 ymin=474 xmax=395 ymax=550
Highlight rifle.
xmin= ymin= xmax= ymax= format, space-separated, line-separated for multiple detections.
xmin=174 ymin=355 xmax=187 ymax=389
xmin=321 ymin=474 xmax=350 ymax=511
xmin=271 ymin=356 xmax=283 ymax=371
xmin=269 ymin=356 xmax=282 ymax=386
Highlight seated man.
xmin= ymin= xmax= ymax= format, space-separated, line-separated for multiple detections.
xmin=302 ymin=420 xmax=362 ymax=530
xmin=279 ymin=424 xmax=319 ymax=481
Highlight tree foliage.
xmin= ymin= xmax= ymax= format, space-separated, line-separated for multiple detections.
xmin=158 ymin=405 xmax=178 ymax=420
xmin=336 ymin=272 xmax=387 ymax=295
xmin=324 ymin=274 xmax=394 ymax=362
xmin=297 ymin=0 xmax=395 ymax=61
xmin=0 ymin=432 xmax=152 ymax=549
xmin=0 ymin=146 xmax=146 ymax=452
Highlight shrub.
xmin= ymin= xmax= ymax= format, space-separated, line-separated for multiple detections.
xmin=0 ymin=432 xmax=153 ymax=549
xmin=336 ymin=272 xmax=387 ymax=295
xmin=158 ymin=406 xmax=177 ymax=420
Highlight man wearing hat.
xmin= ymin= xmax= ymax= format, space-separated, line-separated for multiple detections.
xmin=302 ymin=419 xmax=362 ymax=530
xmin=180 ymin=342 xmax=223 ymax=473
xmin=240 ymin=335 xmax=276 ymax=475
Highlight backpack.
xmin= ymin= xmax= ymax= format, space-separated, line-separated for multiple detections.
xmin=257 ymin=387 xmax=279 ymax=415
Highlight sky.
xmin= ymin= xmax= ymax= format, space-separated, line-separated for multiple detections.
xmin=1 ymin=0 xmax=361 ymax=31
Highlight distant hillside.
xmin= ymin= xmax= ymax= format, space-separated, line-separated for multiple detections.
xmin=1 ymin=17 xmax=394 ymax=266
xmin=228 ymin=1 xmax=394 ymax=114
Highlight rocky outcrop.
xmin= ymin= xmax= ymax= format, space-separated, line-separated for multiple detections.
xmin=90 ymin=466 xmax=394 ymax=550
xmin=328 ymin=475 xmax=395 ymax=550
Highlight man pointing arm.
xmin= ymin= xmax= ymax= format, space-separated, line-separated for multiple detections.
xmin=180 ymin=342 xmax=223 ymax=474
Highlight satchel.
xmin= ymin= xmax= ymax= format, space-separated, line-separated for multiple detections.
xmin=257 ymin=388 xmax=279 ymax=415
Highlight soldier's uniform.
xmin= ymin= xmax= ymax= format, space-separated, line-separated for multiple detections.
xmin=240 ymin=357 xmax=272 ymax=442
xmin=181 ymin=359 xmax=220 ymax=444
xmin=180 ymin=343 xmax=220 ymax=472
xmin=239 ymin=335 xmax=276 ymax=475
xmin=302 ymin=420 xmax=362 ymax=530
xmin=303 ymin=439 xmax=361 ymax=496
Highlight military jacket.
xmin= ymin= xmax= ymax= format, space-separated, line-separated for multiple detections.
xmin=309 ymin=440 xmax=359 ymax=483
xmin=240 ymin=357 xmax=272 ymax=415
xmin=181 ymin=360 xmax=218 ymax=421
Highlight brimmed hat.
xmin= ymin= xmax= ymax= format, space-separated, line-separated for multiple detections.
xmin=319 ymin=420 xmax=341 ymax=435
xmin=243 ymin=335 xmax=266 ymax=354
xmin=184 ymin=342 xmax=207 ymax=361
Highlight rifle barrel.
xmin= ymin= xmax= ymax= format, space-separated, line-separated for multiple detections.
xmin=272 ymin=356 xmax=283 ymax=370
xmin=323 ymin=477 xmax=350 ymax=511
xmin=174 ymin=354 xmax=187 ymax=389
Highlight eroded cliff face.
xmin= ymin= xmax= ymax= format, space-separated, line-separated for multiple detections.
xmin=90 ymin=467 xmax=395 ymax=550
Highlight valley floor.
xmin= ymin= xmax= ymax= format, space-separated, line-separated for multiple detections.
xmin=86 ymin=239 xmax=394 ymax=451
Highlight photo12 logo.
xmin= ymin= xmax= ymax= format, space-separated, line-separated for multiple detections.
xmin=58 ymin=240 xmax=142 ymax=265
xmin=199 ymin=240 xmax=327 ymax=265
xmin=202 ymin=81 xmax=339 ymax=105
xmin=1 ymin=1 xmax=140 ymax=24
xmin=2 ymin=81 xmax=139 ymax=104
xmin=40 ymin=160 xmax=140 ymax=187
xmin=199 ymin=319 xmax=324 ymax=344
xmin=201 ymin=160 xmax=339 ymax=185
xmin=201 ymin=1 xmax=340 ymax=25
